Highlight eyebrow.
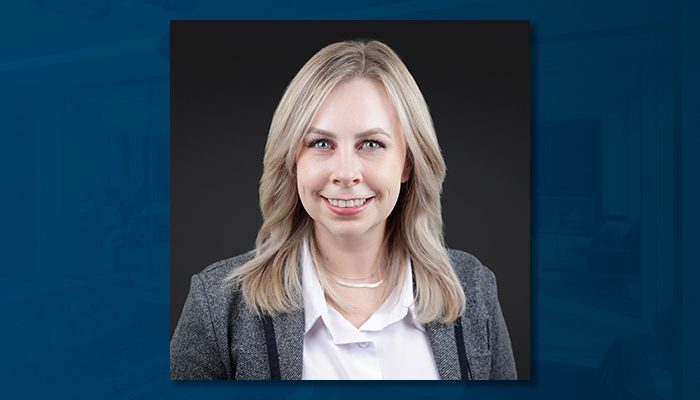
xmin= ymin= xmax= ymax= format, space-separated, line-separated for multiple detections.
xmin=306 ymin=127 xmax=392 ymax=140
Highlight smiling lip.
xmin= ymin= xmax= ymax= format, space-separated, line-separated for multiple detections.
xmin=322 ymin=196 xmax=374 ymax=216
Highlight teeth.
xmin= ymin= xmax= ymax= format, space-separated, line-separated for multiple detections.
xmin=327 ymin=198 xmax=368 ymax=208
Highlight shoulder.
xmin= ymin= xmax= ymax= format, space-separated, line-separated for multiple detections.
xmin=201 ymin=250 xmax=257 ymax=275
xmin=187 ymin=250 xmax=256 ymax=316
xmin=446 ymin=248 xmax=499 ymax=313
xmin=197 ymin=250 xmax=256 ymax=284
xmin=172 ymin=251 xmax=257 ymax=379
xmin=447 ymin=248 xmax=497 ymax=287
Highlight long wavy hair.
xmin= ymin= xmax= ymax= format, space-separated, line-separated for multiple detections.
xmin=226 ymin=40 xmax=465 ymax=323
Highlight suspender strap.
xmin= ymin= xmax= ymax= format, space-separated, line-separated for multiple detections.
xmin=454 ymin=317 xmax=472 ymax=380
xmin=262 ymin=315 xmax=281 ymax=380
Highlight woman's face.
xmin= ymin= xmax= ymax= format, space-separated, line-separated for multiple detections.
xmin=296 ymin=77 xmax=409 ymax=242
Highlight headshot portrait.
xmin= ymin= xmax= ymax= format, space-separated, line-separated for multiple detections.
xmin=170 ymin=21 xmax=530 ymax=380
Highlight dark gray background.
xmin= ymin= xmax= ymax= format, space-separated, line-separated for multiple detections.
xmin=171 ymin=21 xmax=530 ymax=379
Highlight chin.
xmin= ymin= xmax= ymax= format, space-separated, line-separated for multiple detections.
xmin=326 ymin=227 xmax=368 ymax=240
xmin=318 ymin=221 xmax=373 ymax=240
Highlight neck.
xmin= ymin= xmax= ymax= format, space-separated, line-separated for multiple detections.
xmin=312 ymin=223 xmax=386 ymax=279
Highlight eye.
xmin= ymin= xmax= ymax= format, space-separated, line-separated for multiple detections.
xmin=307 ymin=139 xmax=333 ymax=150
xmin=361 ymin=140 xmax=385 ymax=150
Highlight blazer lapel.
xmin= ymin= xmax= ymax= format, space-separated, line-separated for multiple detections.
xmin=270 ymin=308 xmax=305 ymax=380
xmin=425 ymin=320 xmax=461 ymax=380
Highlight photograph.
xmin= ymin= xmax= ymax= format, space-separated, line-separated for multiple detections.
xmin=170 ymin=21 xmax=530 ymax=380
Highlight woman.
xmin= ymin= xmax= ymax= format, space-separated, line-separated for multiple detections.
xmin=170 ymin=40 xmax=516 ymax=380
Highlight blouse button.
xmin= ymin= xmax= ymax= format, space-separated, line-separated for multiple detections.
xmin=357 ymin=342 xmax=370 ymax=348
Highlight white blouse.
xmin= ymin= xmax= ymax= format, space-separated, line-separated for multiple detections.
xmin=300 ymin=241 xmax=440 ymax=380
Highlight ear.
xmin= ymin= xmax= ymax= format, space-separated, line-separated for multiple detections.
xmin=401 ymin=161 xmax=411 ymax=183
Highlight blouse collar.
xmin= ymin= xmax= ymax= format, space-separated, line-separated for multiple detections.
xmin=300 ymin=239 xmax=423 ymax=342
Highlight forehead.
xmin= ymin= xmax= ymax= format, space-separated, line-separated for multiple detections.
xmin=310 ymin=77 xmax=401 ymax=137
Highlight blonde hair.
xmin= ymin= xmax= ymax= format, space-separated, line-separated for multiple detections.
xmin=226 ymin=40 xmax=465 ymax=323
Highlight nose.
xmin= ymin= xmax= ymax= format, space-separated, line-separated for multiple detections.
xmin=331 ymin=151 xmax=361 ymax=187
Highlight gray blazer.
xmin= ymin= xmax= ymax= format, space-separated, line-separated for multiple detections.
xmin=170 ymin=249 xmax=517 ymax=380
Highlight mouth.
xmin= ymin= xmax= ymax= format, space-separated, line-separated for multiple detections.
xmin=321 ymin=196 xmax=374 ymax=216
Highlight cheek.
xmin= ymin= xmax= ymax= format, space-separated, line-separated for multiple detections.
xmin=296 ymin=158 xmax=326 ymax=192
xmin=369 ymin=168 xmax=403 ymax=197
xmin=385 ymin=156 xmax=408 ymax=185
xmin=296 ymin=162 xmax=320 ymax=215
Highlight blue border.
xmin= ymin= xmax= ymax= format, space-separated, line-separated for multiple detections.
xmin=1 ymin=0 xmax=697 ymax=398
